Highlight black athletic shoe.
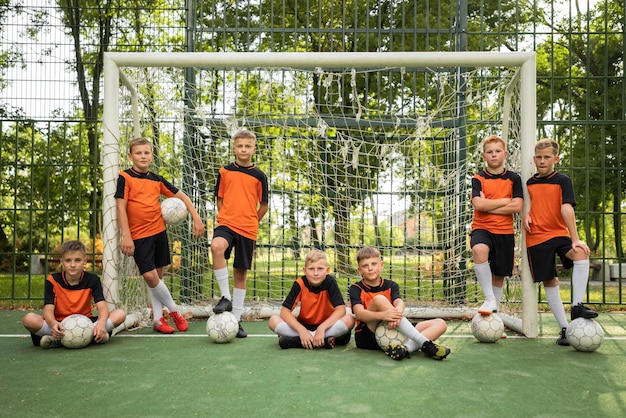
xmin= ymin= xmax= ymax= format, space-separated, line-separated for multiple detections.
xmin=30 ymin=332 xmax=42 ymax=347
xmin=556 ymin=327 xmax=570 ymax=346
xmin=236 ymin=321 xmax=247 ymax=338
xmin=334 ymin=332 xmax=351 ymax=346
xmin=384 ymin=343 xmax=410 ymax=360
xmin=421 ymin=340 xmax=450 ymax=360
xmin=212 ymin=296 xmax=233 ymax=314
xmin=323 ymin=336 xmax=336 ymax=349
xmin=278 ymin=336 xmax=302 ymax=349
xmin=571 ymin=303 xmax=598 ymax=320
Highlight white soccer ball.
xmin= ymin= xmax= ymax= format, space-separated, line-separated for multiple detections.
xmin=206 ymin=312 xmax=239 ymax=343
xmin=471 ymin=312 xmax=504 ymax=343
xmin=161 ymin=197 xmax=188 ymax=225
xmin=566 ymin=318 xmax=604 ymax=352
xmin=61 ymin=314 xmax=94 ymax=349
xmin=374 ymin=321 xmax=408 ymax=350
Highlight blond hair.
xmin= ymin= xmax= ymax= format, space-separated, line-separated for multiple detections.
xmin=128 ymin=137 xmax=152 ymax=153
xmin=233 ymin=129 xmax=256 ymax=142
xmin=481 ymin=134 xmax=506 ymax=152
xmin=304 ymin=249 xmax=328 ymax=266
xmin=535 ymin=138 xmax=559 ymax=155
xmin=356 ymin=246 xmax=382 ymax=263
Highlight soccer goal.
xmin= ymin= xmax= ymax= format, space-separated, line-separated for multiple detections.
xmin=102 ymin=52 xmax=538 ymax=337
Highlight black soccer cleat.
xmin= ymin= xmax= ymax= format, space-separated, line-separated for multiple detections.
xmin=323 ymin=336 xmax=336 ymax=349
xmin=212 ymin=296 xmax=233 ymax=314
xmin=556 ymin=327 xmax=570 ymax=346
xmin=571 ymin=303 xmax=598 ymax=320
xmin=384 ymin=343 xmax=410 ymax=360
xmin=421 ymin=340 xmax=450 ymax=360
xmin=278 ymin=336 xmax=303 ymax=349
xmin=236 ymin=321 xmax=247 ymax=338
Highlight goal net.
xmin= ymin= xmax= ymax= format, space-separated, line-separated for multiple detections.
xmin=102 ymin=52 xmax=537 ymax=336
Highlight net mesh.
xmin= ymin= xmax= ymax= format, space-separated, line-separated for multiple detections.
xmin=109 ymin=64 xmax=523 ymax=329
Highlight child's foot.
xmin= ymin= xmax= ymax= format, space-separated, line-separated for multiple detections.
xmin=154 ymin=318 xmax=175 ymax=334
xmin=213 ymin=296 xmax=233 ymax=314
xmin=40 ymin=335 xmax=62 ymax=349
xmin=278 ymin=336 xmax=302 ymax=349
xmin=421 ymin=340 xmax=450 ymax=360
xmin=478 ymin=299 xmax=498 ymax=315
xmin=334 ymin=332 xmax=351 ymax=346
xmin=384 ymin=343 xmax=410 ymax=360
xmin=323 ymin=336 xmax=336 ymax=349
xmin=95 ymin=332 xmax=110 ymax=344
xmin=236 ymin=321 xmax=247 ymax=338
xmin=170 ymin=311 xmax=188 ymax=332
xmin=571 ymin=303 xmax=598 ymax=320
xmin=556 ymin=327 xmax=570 ymax=346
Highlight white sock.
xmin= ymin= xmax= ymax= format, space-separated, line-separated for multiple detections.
xmin=152 ymin=280 xmax=178 ymax=313
xmin=214 ymin=267 xmax=231 ymax=299
xmin=149 ymin=288 xmax=163 ymax=322
xmin=571 ymin=259 xmax=590 ymax=306
xmin=405 ymin=339 xmax=420 ymax=353
xmin=36 ymin=322 xmax=52 ymax=336
xmin=397 ymin=317 xmax=428 ymax=346
xmin=474 ymin=262 xmax=494 ymax=299
xmin=325 ymin=320 xmax=349 ymax=337
xmin=105 ymin=319 xmax=114 ymax=332
xmin=545 ymin=285 xmax=568 ymax=329
xmin=274 ymin=321 xmax=299 ymax=337
xmin=493 ymin=286 xmax=503 ymax=309
xmin=232 ymin=288 xmax=246 ymax=321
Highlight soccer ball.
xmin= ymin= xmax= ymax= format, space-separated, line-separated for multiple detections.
xmin=161 ymin=197 xmax=188 ymax=225
xmin=374 ymin=321 xmax=408 ymax=350
xmin=471 ymin=312 xmax=504 ymax=343
xmin=566 ymin=318 xmax=604 ymax=352
xmin=206 ymin=312 xmax=239 ymax=343
xmin=61 ymin=314 xmax=94 ymax=349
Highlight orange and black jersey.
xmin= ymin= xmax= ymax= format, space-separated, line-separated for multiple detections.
xmin=44 ymin=271 xmax=105 ymax=321
xmin=282 ymin=275 xmax=345 ymax=326
xmin=215 ymin=162 xmax=268 ymax=241
xmin=526 ymin=171 xmax=576 ymax=248
xmin=115 ymin=168 xmax=178 ymax=240
xmin=349 ymin=278 xmax=401 ymax=331
xmin=471 ymin=169 xmax=523 ymax=234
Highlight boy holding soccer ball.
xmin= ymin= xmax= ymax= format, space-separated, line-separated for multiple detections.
xmin=349 ymin=246 xmax=450 ymax=361
xmin=524 ymin=138 xmax=598 ymax=345
xmin=268 ymin=249 xmax=355 ymax=349
xmin=210 ymin=129 xmax=269 ymax=338
xmin=470 ymin=135 xmax=523 ymax=315
xmin=115 ymin=137 xmax=205 ymax=334
xmin=22 ymin=240 xmax=127 ymax=348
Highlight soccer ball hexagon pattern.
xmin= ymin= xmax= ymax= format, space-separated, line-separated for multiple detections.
xmin=61 ymin=314 xmax=94 ymax=349
xmin=374 ymin=321 xmax=408 ymax=350
xmin=161 ymin=197 xmax=188 ymax=225
xmin=471 ymin=312 xmax=504 ymax=343
xmin=206 ymin=312 xmax=239 ymax=343
xmin=566 ymin=318 xmax=604 ymax=352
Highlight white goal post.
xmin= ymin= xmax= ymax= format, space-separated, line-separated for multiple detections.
xmin=102 ymin=51 xmax=538 ymax=337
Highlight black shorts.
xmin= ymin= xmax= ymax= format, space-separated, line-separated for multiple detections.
xmin=470 ymin=229 xmax=515 ymax=276
xmin=213 ymin=225 xmax=255 ymax=270
xmin=132 ymin=230 xmax=171 ymax=274
xmin=527 ymin=236 xmax=574 ymax=283
xmin=354 ymin=324 xmax=381 ymax=351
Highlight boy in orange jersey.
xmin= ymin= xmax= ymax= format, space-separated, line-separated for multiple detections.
xmin=268 ymin=249 xmax=355 ymax=349
xmin=210 ymin=129 xmax=269 ymax=338
xmin=23 ymin=240 xmax=127 ymax=348
xmin=115 ymin=137 xmax=205 ymax=334
xmin=524 ymin=138 xmax=597 ymax=345
xmin=470 ymin=135 xmax=523 ymax=315
xmin=349 ymin=246 xmax=450 ymax=361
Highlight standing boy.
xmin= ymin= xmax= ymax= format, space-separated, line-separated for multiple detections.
xmin=115 ymin=137 xmax=205 ymax=334
xmin=211 ymin=129 xmax=269 ymax=338
xmin=523 ymin=138 xmax=598 ymax=345
xmin=23 ymin=240 xmax=127 ymax=348
xmin=268 ymin=249 xmax=354 ymax=349
xmin=349 ymin=246 xmax=450 ymax=361
xmin=470 ymin=135 xmax=523 ymax=314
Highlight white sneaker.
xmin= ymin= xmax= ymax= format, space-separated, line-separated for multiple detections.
xmin=40 ymin=335 xmax=62 ymax=349
xmin=478 ymin=299 xmax=498 ymax=315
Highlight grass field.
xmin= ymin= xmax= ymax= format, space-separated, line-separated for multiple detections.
xmin=2 ymin=309 xmax=626 ymax=417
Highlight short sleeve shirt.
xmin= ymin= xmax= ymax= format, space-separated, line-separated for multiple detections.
xmin=44 ymin=271 xmax=105 ymax=321
xmin=282 ymin=275 xmax=345 ymax=326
